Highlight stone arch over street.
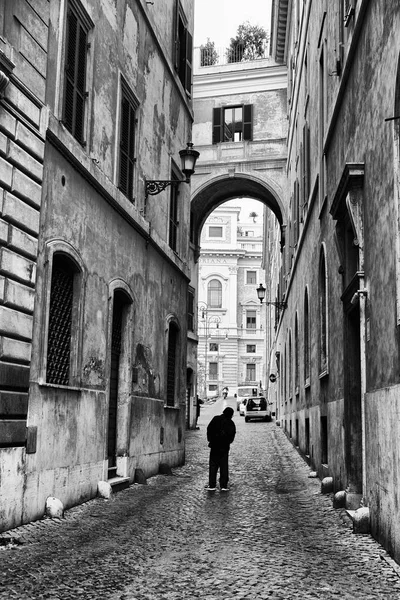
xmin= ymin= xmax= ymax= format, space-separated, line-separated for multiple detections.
xmin=190 ymin=173 xmax=287 ymax=253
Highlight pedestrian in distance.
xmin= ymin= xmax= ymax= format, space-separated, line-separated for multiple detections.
xmin=206 ymin=406 xmax=236 ymax=492
xmin=195 ymin=395 xmax=203 ymax=429
xmin=222 ymin=386 xmax=229 ymax=399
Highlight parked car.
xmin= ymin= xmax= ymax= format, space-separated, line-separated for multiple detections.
xmin=239 ymin=398 xmax=248 ymax=416
xmin=236 ymin=386 xmax=262 ymax=410
xmin=244 ymin=396 xmax=271 ymax=422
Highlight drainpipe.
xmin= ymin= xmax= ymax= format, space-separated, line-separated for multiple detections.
xmin=357 ymin=281 xmax=368 ymax=503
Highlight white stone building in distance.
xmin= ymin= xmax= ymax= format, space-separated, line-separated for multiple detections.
xmin=197 ymin=201 xmax=266 ymax=398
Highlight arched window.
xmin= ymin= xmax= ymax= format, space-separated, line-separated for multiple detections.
xmin=166 ymin=321 xmax=180 ymax=407
xmin=207 ymin=279 xmax=222 ymax=307
xmin=304 ymin=287 xmax=310 ymax=384
xmin=319 ymin=247 xmax=328 ymax=374
xmin=47 ymin=253 xmax=81 ymax=385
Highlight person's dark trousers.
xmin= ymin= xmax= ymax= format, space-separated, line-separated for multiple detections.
xmin=209 ymin=448 xmax=229 ymax=488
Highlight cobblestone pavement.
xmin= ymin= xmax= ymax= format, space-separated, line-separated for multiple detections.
xmin=1 ymin=398 xmax=400 ymax=600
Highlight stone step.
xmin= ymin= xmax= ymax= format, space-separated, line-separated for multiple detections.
xmin=108 ymin=476 xmax=130 ymax=493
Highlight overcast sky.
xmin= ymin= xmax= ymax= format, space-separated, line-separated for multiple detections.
xmin=194 ymin=0 xmax=272 ymax=49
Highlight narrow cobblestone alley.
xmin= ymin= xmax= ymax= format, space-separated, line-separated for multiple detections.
xmin=1 ymin=398 xmax=400 ymax=600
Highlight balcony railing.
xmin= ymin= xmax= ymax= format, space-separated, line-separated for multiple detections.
xmin=196 ymin=43 xmax=270 ymax=68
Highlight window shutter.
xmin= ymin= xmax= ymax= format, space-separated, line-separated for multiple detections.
xmin=63 ymin=6 xmax=87 ymax=144
xmin=119 ymin=96 xmax=130 ymax=196
xmin=212 ymin=107 xmax=222 ymax=144
xmin=185 ymin=29 xmax=193 ymax=95
xmin=74 ymin=22 xmax=87 ymax=143
xmin=243 ymin=104 xmax=253 ymax=140
xmin=174 ymin=0 xmax=180 ymax=70
xmin=64 ymin=8 xmax=78 ymax=134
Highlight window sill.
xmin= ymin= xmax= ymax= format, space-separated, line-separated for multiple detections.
xmin=164 ymin=405 xmax=180 ymax=410
xmin=319 ymin=369 xmax=329 ymax=380
xmin=38 ymin=381 xmax=83 ymax=393
xmin=304 ymin=378 xmax=311 ymax=389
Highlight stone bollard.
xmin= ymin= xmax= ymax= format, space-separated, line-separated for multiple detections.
xmin=97 ymin=480 xmax=112 ymax=499
xmin=45 ymin=496 xmax=64 ymax=519
xmin=333 ymin=490 xmax=346 ymax=508
xmin=353 ymin=506 xmax=370 ymax=534
xmin=134 ymin=468 xmax=147 ymax=484
xmin=321 ymin=476 xmax=334 ymax=494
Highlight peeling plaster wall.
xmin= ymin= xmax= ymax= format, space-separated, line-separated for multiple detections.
xmin=1 ymin=0 xmax=194 ymax=531
xmin=272 ymin=0 xmax=400 ymax=563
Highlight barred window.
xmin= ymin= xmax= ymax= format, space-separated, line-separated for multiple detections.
xmin=47 ymin=255 xmax=79 ymax=385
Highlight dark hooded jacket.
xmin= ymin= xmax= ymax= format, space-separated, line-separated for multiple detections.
xmin=207 ymin=413 xmax=236 ymax=451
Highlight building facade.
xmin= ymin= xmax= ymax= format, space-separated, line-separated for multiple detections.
xmin=269 ymin=0 xmax=400 ymax=562
xmin=190 ymin=43 xmax=288 ymax=409
xmin=197 ymin=203 xmax=266 ymax=398
xmin=0 ymin=0 xmax=195 ymax=532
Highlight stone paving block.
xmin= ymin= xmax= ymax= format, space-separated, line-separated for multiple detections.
xmin=0 ymin=400 xmax=400 ymax=599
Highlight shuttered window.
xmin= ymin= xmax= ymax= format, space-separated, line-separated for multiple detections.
xmin=63 ymin=2 xmax=90 ymax=144
xmin=187 ymin=287 xmax=194 ymax=332
xmin=212 ymin=105 xmax=253 ymax=143
xmin=174 ymin=1 xmax=193 ymax=95
xmin=166 ymin=323 xmax=179 ymax=407
xmin=119 ymin=82 xmax=138 ymax=202
xmin=169 ymin=170 xmax=179 ymax=252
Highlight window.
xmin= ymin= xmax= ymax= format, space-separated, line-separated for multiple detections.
xmin=169 ymin=169 xmax=180 ymax=252
xmin=212 ymin=105 xmax=253 ymax=144
xmin=246 ymin=344 xmax=256 ymax=353
xmin=174 ymin=1 xmax=193 ymax=95
xmin=209 ymin=343 xmax=219 ymax=352
xmin=187 ymin=287 xmax=194 ymax=332
xmin=321 ymin=416 xmax=328 ymax=464
xmin=208 ymin=279 xmax=222 ymax=308
xmin=208 ymin=226 xmax=223 ymax=238
xmin=302 ymin=124 xmax=311 ymax=213
xmin=118 ymin=80 xmax=138 ymax=201
xmin=47 ymin=254 xmax=80 ymax=385
xmin=246 ymin=310 xmax=256 ymax=329
xmin=209 ymin=362 xmax=218 ymax=380
xmin=304 ymin=288 xmax=310 ymax=383
xmin=63 ymin=1 xmax=92 ymax=144
xmin=246 ymin=363 xmax=256 ymax=381
xmin=166 ymin=322 xmax=179 ymax=406
xmin=319 ymin=247 xmax=328 ymax=374
xmin=288 ymin=330 xmax=292 ymax=397
xmin=295 ymin=314 xmax=299 ymax=391
xmin=246 ymin=271 xmax=256 ymax=284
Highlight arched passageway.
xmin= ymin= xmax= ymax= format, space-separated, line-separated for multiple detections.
xmin=191 ymin=173 xmax=286 ymax=255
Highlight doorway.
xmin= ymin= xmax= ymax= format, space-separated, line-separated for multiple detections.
xmin=107 ymin=291 xmax=129 ymax=479
xmin=343 ymin=295 xmax=362 ymax=495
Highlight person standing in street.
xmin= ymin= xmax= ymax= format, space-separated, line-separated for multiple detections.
xmin=206 ymin=406 xmax=236 ymax=491
xmin=195 ymin=395 xmax=203 ymax=429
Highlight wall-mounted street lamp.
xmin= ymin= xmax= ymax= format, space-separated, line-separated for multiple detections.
xmin=145 ymin=142 xmax=200 ymax=199
xmin=256 ymin=283 xmax=287 ymax=310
